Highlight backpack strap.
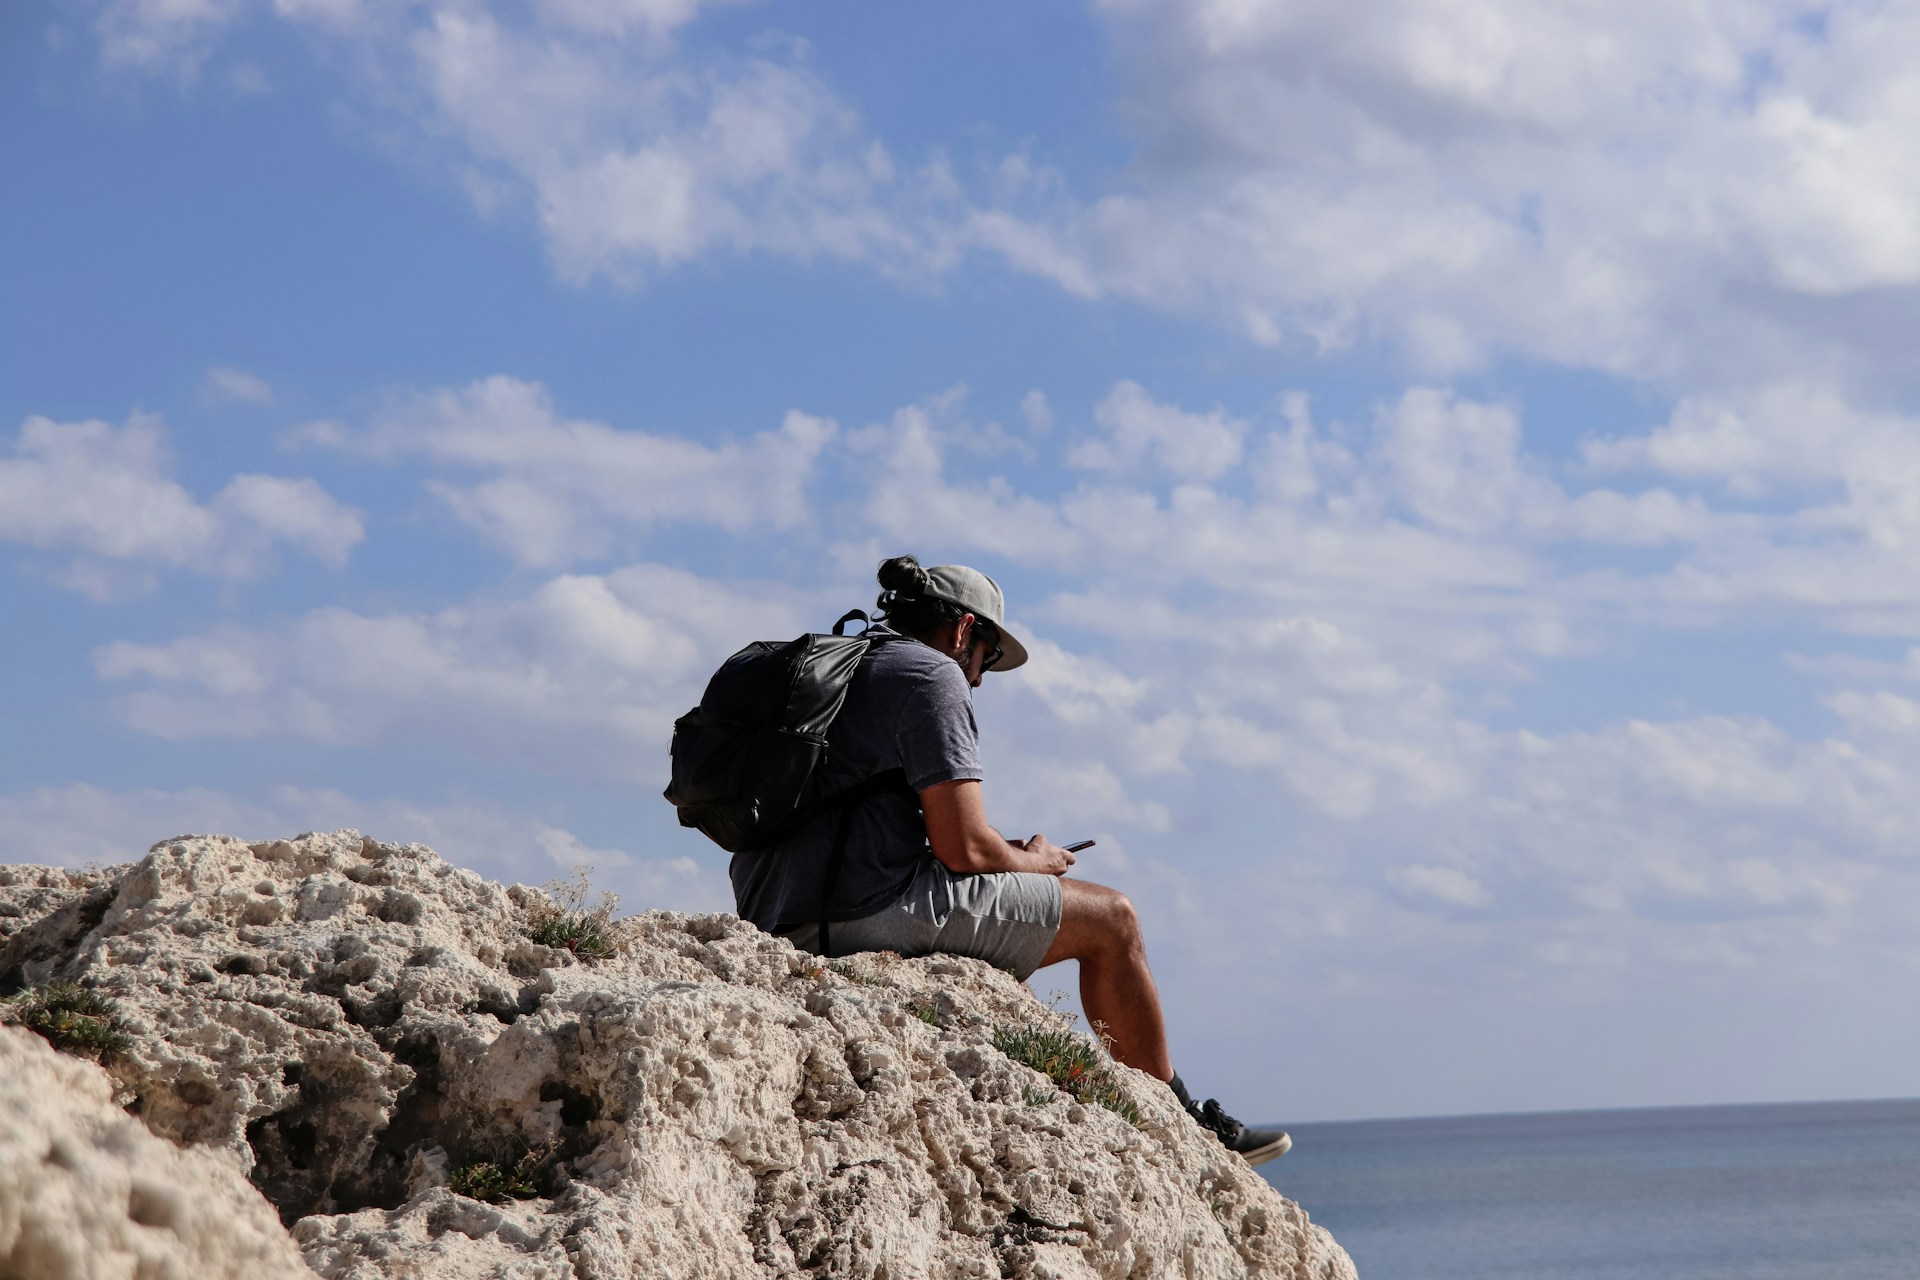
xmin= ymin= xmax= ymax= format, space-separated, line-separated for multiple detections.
xmin=832 ymin=609 xmax=871 ymax=636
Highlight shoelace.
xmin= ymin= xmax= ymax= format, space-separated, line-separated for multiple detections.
xmin=1187 ymin=1097 xmax=1245 ymax=1146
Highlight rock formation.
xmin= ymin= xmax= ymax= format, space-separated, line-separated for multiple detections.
xmin=0 ymin=831 xmax=1356 ymax=1279
xmin=0 ymin=1025 xmax=314 ymax=1280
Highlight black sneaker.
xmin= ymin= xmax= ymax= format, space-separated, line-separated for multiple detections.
xmin=1166 ymin=1075 xmax=1293 ymax=1165
xmin=1185 ymin=1097 xmax=1293 ymax=1165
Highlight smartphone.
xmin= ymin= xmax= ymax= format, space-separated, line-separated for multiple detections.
xmin=1064 ymin=839 xmax=1096 ymax=853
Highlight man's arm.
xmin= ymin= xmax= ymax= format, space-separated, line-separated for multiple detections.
xmin=921 ymin=779 xmax=1076 ymax=876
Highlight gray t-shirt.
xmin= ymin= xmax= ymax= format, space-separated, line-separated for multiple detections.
xmin=729 ymin=627 xmax=982 ymax=934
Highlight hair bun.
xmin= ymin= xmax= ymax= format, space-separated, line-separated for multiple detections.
xmin=876 ymin=555 xmax=931 ymax=597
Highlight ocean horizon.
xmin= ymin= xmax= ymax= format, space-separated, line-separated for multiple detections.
xmin=1259 ymin=1096 xmax=1920 ymax=1278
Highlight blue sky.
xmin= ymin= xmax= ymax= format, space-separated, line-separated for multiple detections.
xmin=9 ymin=0 xmax=1920 ymax=1122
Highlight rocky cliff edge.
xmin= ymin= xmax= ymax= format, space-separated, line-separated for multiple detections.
xmin=0 ymin=830 xmax=1355 ymax=1280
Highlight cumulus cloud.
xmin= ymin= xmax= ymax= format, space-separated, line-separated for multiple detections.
xmin=1386 ymin=864 xmax=1490 ymax=910
xmin=976 ymin=0 xmax=1920 ymax=388
xmin=825 ymin=380 xmax=1920 ymax=915
xmin=1375 ymin=388 xmax=1559 ymax=535
xmin=87 ymin=0 xmax=1920 ymax=396
xmin=410 ymin=10 xmax=965 ymax=284
xmin=1567 ymin=382 xmax=1920 ymax=628
xmin=96 ymin=0 xmax=248 ymax=72
xmin=200 ymin=365 xmax=274 ymax=406
xmin=94 ymin=562 xmax=808 ymax=780
xmin=99 ymin=0 xmax=737 ymax=67
xmin=529 ymin=0 xmax=750 ymax=39
xmin=97 ymin=0 xmax=971 ymax=286
xmin=1010 ymin=638 xmax=1149 ymax=728
xmin=295 ymin=375 xmax=832 ymax=566
xmin=1072 ymin=381 xmax=1246 ymax=481
xmin=1019 ymin=390 xmax=1054 ymax=434
xmin=79 ymin=371 xmax=1920 ymax=1113
xmin=0 ymin=411 xmax=362 ymax=595
xmin=857 ymin=399 xmax=1082 ymax=565
xmin=113 ymin=375 xmax=1920 ymax=915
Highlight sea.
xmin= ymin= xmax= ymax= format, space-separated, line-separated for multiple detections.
xmin=1258 ymin=1097 xmax=1920 ymax=1279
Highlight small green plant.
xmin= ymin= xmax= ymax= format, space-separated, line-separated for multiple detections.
xmin=524 ymin=866 xmax=620 ymax=963
xmin=906 ymin=998 xmax=943 ymax=1026
xmin=448 ymin=1142 xmax=556 ymax=1203
xmin=1022 ymin=1085 xmax=1053 ymax=1107
xmin=826 ymin=961 xmax=889 ymax=987
xmin=991 ymin=1024 xmax=1142 ymax=1126
xmin=5 ymin=982 xmax=132 ymax=1063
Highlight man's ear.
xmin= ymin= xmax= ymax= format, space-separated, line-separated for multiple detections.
xmin=944 ymin=614 xmax=975 ymax=656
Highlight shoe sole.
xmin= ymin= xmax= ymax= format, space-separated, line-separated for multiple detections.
xmin=1239 ymin=1132 xmax=1292 ymax=1165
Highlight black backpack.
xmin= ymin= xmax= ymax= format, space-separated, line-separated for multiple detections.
xmin=663 ymin=610 xmax=912 ymax=855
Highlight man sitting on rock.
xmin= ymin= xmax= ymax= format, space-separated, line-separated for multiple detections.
xmin=729 ymin=555 xmax=1290 ymax=1165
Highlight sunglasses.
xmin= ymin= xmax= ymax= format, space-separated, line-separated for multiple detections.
xmin=972 ymin=621 xmax=1004 ymax=672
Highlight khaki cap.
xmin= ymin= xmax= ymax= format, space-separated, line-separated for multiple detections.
xmin=921 ymin=564 xmax=1029 ymax=671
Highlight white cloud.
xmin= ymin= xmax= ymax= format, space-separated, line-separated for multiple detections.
xmin=1073 ymin=381 xmax=1246 ymax=481
xmin=982 ymin=760 xmax=1171 ymax=840
xmin=200 ymin=365 xmax=274 ymax=406
xmin=64 ymin=373 xmax=1920 ymax=1117
xmin=215 ymin=474 xmax=364 ymax=563
xmin=991 ymin=612 xmax=1920 ymax=1117
xmin=95 ymin=0 xmax=731 ymax=67
xmin=857 ymin=399 xmax=1082 ymax=565
xmin=97 ymin=0 xmax=247 ymax=71
xmin=867 ymin=385 xmax=1545 ymax=621
xmin=1375 ymin=387 xmax=1559 ymax=535
xmin=0 ymin=411 xmax=362 ymax=594
xmin=822 ymin=381 xmax=1920 ymax=921
xmin=1019 ymin=389 xmax=1054 ymax=434
xmin=0 ymin=414 xmax=213 ymax=562
xmin=938 ymin=0 xmax=1920 ymax=388
xmin=1822 ymin=689 xmax=1920 ymax=736
xmin=296 ymin=375 xmax=832 ymax=566
xmin=529 ymin=0 xmax=750 ymax=39
xmin=1009 ymin=638 xmax=1148 ymax=727
xmin=852 ymin=377 xmax=1920 ymax=652
xmin=1567 ymin=382 xmax=1920 ymax=626
xmin=1559 ymin=488 xmax=1725 ymax=547
xmin=94 ymin=562 xmax=807 ymax=780
xmin=100 ymin=1 xmax=969 ymax=286
xmin=88 ymin=0 xmax=1920 ymax=398
xmin=1386 ymin=864 xmax=1490 ymax=909
xmin=1586 ymin=384 xmax=1920 ymax=553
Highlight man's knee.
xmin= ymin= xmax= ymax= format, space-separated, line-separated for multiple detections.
xmin=1064 ymin=880 xmax=1144 ymax=953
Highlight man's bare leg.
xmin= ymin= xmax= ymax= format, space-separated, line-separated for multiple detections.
xmin=1036 ymin=879 xmax=1173 ymax=1080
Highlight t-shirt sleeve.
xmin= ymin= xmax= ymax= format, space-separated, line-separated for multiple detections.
xmin=895 ymin=661 xmax=984 ymax=793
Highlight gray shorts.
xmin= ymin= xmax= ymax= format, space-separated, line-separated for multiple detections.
xmin=783 ymin=858 xmax=1064 ymax=981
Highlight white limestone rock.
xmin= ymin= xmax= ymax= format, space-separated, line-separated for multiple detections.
xmin=0 ymin=831 xmax=1357 ymax=1280
xmin=0 ymin=1024 xmax=314 ymax=1280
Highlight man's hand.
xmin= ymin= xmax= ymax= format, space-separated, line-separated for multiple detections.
xmin=1013 ymin=834 xmax=1076 ymax=876
xmin=922 ymin=779 xmax=1074 ymax=876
